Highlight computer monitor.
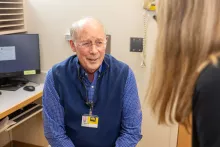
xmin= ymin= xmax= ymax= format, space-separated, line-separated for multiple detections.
xmin=0 ymin=34 xmax=40 ymax=90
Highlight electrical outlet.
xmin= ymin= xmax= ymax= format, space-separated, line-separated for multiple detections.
xmin=130 ymin=37 xmax=143 ymax=52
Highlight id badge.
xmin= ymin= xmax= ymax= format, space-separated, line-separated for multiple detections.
xmin=81 ymin=114 xmax=99 ymax=128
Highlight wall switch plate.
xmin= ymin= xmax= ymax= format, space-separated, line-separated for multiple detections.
xmin=130 ymin=37 xmax=143 ymax=52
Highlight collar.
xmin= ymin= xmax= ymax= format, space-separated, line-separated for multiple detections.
xmin=75 ymin=57 xmax=105 ymax=77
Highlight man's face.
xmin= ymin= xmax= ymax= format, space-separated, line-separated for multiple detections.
xmin=70 ymin=23 xmax=106 ymax=74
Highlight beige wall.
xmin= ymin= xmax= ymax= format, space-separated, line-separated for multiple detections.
xmin=25 ymin=0 xmax=178 ymax=147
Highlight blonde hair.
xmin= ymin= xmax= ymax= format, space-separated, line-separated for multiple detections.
xmin=147 ymin=0 xmax=220 ymax=127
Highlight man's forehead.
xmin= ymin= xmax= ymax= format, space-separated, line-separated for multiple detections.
xmin=80 ymin=23 xmax=104 ymax=33
xmin=78 ymin=35 xmax=105 ymax=41
xmin=77 ymin=27 xmax=105 ymax=40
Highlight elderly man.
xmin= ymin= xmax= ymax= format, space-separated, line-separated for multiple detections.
xmin=43 ymin=17 xmax=142 ymax=147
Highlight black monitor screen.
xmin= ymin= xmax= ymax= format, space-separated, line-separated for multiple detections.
xmin=0 ymin=34 xmax=40 ymax=77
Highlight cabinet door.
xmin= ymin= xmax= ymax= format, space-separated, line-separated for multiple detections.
xmin=177 ymin=125 xmax=191 ymax=147
xmin=0 ymin=0 xmax=27 ymax=35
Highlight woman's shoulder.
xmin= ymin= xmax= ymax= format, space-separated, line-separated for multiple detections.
xmin=196 ymin=61 xmax=220 ymax=91
xmin=193 ymin=59 xmax=220 ymax=113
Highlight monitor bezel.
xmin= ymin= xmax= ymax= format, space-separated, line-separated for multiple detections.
xmin=0 ymin=34 xmax=41 ymax=78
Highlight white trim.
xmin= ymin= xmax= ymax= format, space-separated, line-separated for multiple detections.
xmin=169 ymin=125 xmax=178 ymax=147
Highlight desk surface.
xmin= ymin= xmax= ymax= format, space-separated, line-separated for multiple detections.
xmin=0 ymin=84 xmax=44 ymax=119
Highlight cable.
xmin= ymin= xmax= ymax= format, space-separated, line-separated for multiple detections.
xmin=141 ymin=11 xmax=150 ymax=68
xmin=22 ymin=77 xmax=40 ymax=87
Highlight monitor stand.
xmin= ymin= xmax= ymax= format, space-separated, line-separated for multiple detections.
xmin=0 ymin=77 xmax=28 ymax=91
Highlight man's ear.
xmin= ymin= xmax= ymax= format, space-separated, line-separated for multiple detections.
xmin=106 ymin=35 xmax=109 ymax=42
xmin=70 ymin=40 xmax=76 ymax=52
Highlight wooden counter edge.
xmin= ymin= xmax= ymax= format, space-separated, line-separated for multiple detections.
xmin=0 ymin=91 xmax=43 ymax=120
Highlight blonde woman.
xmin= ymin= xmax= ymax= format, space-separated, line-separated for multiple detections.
xmin=148 ymin=0 xmax=220 ymax=147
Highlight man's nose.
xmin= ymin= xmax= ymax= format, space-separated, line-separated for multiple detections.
xmin=89 ymin=44 xmax=98 ymax=54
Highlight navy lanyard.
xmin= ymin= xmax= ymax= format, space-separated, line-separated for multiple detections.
xmin=86 ymin=101 xmax=94 ymax=115
xmin=78 ymin=75 xmax=97 ymax=115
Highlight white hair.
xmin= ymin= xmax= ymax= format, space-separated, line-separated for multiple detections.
xmin=70 ymin=17 xmax=106 ymax=43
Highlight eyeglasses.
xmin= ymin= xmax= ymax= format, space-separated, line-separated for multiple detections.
xmin=77 ymin=40 xmax=107 ymax=49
